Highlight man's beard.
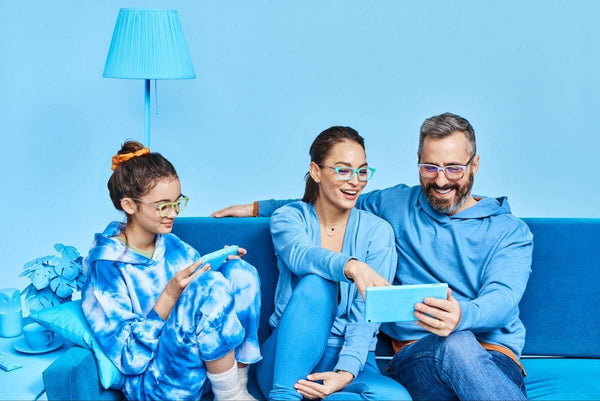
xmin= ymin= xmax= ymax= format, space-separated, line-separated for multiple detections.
xmin=421 ymin=171 xmax=474 ymax=214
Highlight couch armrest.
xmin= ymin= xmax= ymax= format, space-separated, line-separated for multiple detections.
xmin=43 ymin=346 xmax=122 ymax=401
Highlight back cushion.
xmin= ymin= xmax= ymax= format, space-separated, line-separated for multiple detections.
xmin=173 ymin=217 xmax=277 ymax=343
xmin=520 ymin=218 xmax=600 ymax=357
xmin=174 ymin=217 xmax=600 ymax=357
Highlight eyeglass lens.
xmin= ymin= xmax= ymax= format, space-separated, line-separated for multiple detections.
xmin=419 ymin=165 xmax=465 ymax=180
xmin=337 ymin=167 xmax=373 ymax=181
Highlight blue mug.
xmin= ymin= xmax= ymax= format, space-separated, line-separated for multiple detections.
xmin=0 ymin=288 xmax=23 ymax=337
xmin=23 ymin=323 xmax=55 ymax=349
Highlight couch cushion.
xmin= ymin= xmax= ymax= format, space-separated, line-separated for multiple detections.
xmin=173 ymin=217 xmax=277 ymax=343
xmin=43 ymin=346 xmax=123 ymax=401
xmin=31 ymin=300 xmax=124 ymax=389
xmin=523 ymin=358 xmax=600 ymax=400
xmin=520 ymin=218 xmax=600 ymax=357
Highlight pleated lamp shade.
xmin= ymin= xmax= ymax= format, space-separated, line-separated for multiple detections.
xmin=103 ymin=8 xmax=195 ymax=79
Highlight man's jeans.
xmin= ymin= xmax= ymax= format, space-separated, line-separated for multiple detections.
xmin=388 ymin=331 xmax=527 ymax=401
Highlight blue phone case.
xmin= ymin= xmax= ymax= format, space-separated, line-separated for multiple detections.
xmin=364 ymin=283 xmax=449 ymax=323
xmin=200 ymin=246 xmax=239 ymax=269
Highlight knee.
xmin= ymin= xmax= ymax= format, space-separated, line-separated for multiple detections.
xmin=221 ymin=259 xmax=261 ymax=292
xmin=293 ymin=274 xmax=337 ymax=308
xmin=181 ymin=271 xmax=235 ymax=310
xmin=436 ymin=331 xmax=485 ymax=366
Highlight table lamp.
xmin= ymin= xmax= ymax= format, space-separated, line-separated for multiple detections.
xmin=103 ymin=8 xmax=196 ymax=146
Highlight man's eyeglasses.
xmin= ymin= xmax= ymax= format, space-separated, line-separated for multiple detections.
xmin=132 ymin=196 xmax=190 ymax=218
xmin=417 ymin=155 xmax=475 ymax=180
xmin=320 ymin=165 xmax=376 ymax=181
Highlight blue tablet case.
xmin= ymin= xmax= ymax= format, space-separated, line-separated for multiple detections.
xmin=364 ymin=283 xmax=449 ymax=323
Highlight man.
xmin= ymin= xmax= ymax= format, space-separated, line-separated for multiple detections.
xmin=213 ymin=113 xmax=532 ymax=400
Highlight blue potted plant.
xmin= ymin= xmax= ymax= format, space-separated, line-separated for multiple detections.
xmin=21 ymin=244 xmax=85 ymax=313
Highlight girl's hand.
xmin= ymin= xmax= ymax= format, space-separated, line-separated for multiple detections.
xmin=226 ymin=246 xmax=247 ymax=260
xmin=294 ymin=371 xmax=354 ymax=399
xmin=164 ymin=260 xmax=210 ymax=301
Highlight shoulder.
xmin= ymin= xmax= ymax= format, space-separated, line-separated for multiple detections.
xmin=272 ymin=201 xmax=312 ymax=223
xmin=162 ymin=232 xmax=200 ymax=260
xmin=355 ymin=209 xmax=395 ymax=241
xmin=495 ymin=214 xmax=533 ymax=242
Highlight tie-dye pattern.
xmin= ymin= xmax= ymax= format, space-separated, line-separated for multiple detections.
xmin=82 ymin=221 xmax=262 ymax=400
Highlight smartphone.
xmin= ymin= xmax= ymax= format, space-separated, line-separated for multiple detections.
xmin=199 ymin=246 xmax=240 ymax=270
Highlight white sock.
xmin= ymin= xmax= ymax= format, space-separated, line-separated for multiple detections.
xmin=238 ymin=365 xmax=249 ymax=386
xmin=207 ymin=363 xmax=257 ymax=401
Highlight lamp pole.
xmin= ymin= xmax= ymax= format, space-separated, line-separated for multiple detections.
xmin=144 ymin=79 xmax=151 ymax=146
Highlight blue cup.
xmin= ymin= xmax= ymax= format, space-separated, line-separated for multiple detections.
xmin=0 ymin=288 xmax=23 ymax=337
xmin=23 ymin=323 xmax=55 ymax=349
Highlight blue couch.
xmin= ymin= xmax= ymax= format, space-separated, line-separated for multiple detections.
xmin=43 ymin=217 xmax=600 ymax=400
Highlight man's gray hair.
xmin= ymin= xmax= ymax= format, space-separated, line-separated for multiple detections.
xmin=419 ymin=112 xmax=476 ymax=157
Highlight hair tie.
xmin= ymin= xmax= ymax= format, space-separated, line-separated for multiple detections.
xmin=111 ymin=148 xmax=150 ymax=171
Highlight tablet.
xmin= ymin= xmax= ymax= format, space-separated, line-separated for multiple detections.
xmin=200 ymin=246 xmax=239 ymax=270
xmin=364 ymin=283 xmax=448 ymax=323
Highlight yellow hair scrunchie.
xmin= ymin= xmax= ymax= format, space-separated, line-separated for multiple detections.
xmin=111 ymin=147 xmax=150 ymax=171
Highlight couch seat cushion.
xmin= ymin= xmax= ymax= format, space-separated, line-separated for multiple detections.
xmin=523 ymin=358 xmax=600 ymax=400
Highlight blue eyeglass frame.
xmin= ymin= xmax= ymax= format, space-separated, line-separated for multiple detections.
xmin=320 ymin=165 xmax=376 ymax=181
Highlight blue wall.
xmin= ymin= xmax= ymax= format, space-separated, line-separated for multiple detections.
xmin=1 ymin=1 xmax=599 ymax=289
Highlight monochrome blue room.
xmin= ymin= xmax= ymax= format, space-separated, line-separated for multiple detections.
xmin=1 ymin=1 xmax=599 ymax=400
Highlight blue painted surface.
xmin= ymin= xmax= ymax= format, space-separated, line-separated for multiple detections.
xmin=1 ymin=1 xmax=599 ymax=290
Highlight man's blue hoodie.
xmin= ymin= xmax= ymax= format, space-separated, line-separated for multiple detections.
xmin=259 ymin=184 xmax=533 ymax=357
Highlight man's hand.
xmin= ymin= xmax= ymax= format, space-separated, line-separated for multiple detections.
xmin=210 ymin=203 xmax=254 ymax=218
xmin=294 ymin=371 xmax=353 ymax=399
xmin=414 ymin=288 xmax=461 ymax=337
xmin=343 ymin=259 xmax=391 ymax=300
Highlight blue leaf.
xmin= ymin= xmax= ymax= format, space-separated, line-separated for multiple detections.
xmin=31 ymin=265 xmax=56 ymax=290
xmin=25 ymin=289 xmax=61 ymax=313
xmin=50 ymin=276 xmax=76 ymax=298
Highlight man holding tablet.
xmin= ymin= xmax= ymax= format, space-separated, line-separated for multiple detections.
xmin=213 ymin=113 xmax=532 ymax=400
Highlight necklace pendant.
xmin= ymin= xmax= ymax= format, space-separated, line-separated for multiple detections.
xmin=326 ymin=226 xmax=336 ymax=237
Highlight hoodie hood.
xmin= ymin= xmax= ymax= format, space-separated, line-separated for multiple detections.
xmin=418 ymin=188 xmax=512 ymax=223
xmin=84 ymin=221 xmax=166 ymax=272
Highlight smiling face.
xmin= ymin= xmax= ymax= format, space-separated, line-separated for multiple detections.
xmin=310 ymin=140 xmax=369 ymax=211
xmin=419 ymin=131 xmax=479 ymax=215
xmin=121 ymin=177 xmax=182 ymax=235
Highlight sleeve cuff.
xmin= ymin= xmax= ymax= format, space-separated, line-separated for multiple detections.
xmin=141 ymin=309 xmax=166 ymax=341
xmin=336 ymin=255 xmax=355 ymax=283
xmin=334 ymin=355 xmax=362 ymax=379
xmin=456 ymin=301 xmax=476 ymax=331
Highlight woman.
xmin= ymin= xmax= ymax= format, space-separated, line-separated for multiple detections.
xmin=255 ymin=127 xmax=411 ymax=400
xmin=82 ymin=141 xmax=261 ymax=400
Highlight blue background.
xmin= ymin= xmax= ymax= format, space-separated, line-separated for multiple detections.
xmin=1 ymin=1 xmax=599 ymax=289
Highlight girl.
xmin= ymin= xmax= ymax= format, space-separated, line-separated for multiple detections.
xmin=255 ymin=127 xmax=411 ymax=400
xmin=82 ymin=141 xmax=261 ymax=400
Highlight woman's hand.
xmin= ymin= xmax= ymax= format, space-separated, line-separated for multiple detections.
xmin=294 ymin=371 xmax=354 ymax=399
xmin=343 ymin=259 xmax=391 ymax=300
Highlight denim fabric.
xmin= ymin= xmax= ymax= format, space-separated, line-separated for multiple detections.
xmin=388 ymin=331 xmax=526 ymax=401
xmin=256 ymin=275 xmax=409 ymax=401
